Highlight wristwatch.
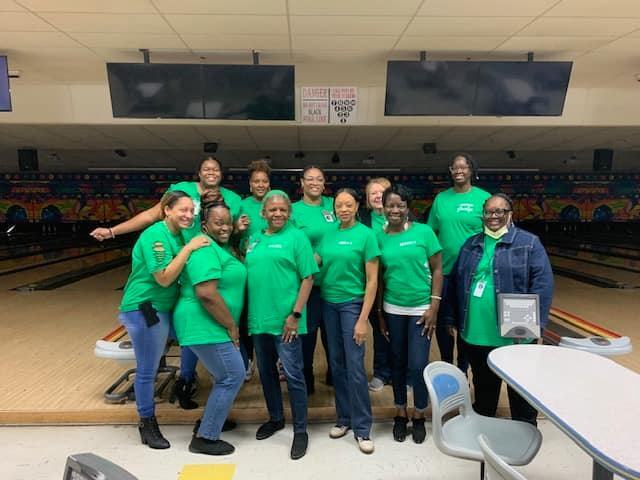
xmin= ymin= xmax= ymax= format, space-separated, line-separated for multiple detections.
xmin=291 ymin=311 xmax=302 ymax=319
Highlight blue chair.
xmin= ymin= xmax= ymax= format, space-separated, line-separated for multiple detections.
xmin=423 ymin=361 xmax=542 ymax=479
xmin=478 ymin=434 xmax=528 ymax=480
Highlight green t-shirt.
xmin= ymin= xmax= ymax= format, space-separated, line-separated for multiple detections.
xmin=120 ymin=221 xmax=183 ymax=313
xmin=291 ymin=196 xmax=336 ymax=249
xmin=427 ymin=186 xmax=491 ymax=275
xmin=245 ymin=224 xmax=319 ymax=336
xmin=167 ymin=181 xmax=242 ymax=241
xmin=173 ymin=239 xmax=247 ymax=346
xmin=317 ymin=222 xmax=381 ymax=303
xmin=377 ymin=223 xmax=442 ymax=307
xmin=370 ymin=210 xmax=387 ymax=232
xmin=463 ymin=235 xmax=513 ymax=347
xmin=240 ymin=196 xmax=267 ymax=239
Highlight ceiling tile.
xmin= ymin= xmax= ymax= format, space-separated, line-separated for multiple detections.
xmin=289 ymin=0 xmax=422 ymax=16
xmin=519 ymin=18 xmax=640 ymax=37
xmin=69 ymin=32 xmax=185 ymax=49
xmin=405 ymin=17 xmax=532 ymax=37
xmin=18 ymin=0 xmax=156 ymax=13
xmin=293 ymin=35 xmax=396 ymax=51
xmin=0 ymin=12 xmax=55 ymax=31
xmin=165 ymin=14 xmax=288 ymax=35
xmin=0 ymin=1 xmax=25 ymax=11
xmin=0 ymin=31 xmax=81 ymax=48
xmin=142 ymin=125 xmax=206 ymax=147
xmin=495 ymin=36 xmax=616 ymax=53
xmin=41 ymin=13 xmax=173 ymax=34
xmin=395 ymin=36 xmax=506 ymax=51
xmin=593 ymin=37 xmax=640 ymax=54
xmin=183 ymin=34 xmax=289 ymax=50
xmin=291 ymin=15 xmax=410 ymax=36
xmin=153 ymin=0 xmax=287 ymax=15
xmin=546 ymin=0 xmax=640 ymax=17
xmin=95 ymin=125 xmax=170 ymax=148
xmin=418 ymin=0 xmax=558 ymax=17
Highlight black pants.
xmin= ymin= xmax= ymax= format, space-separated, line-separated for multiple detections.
xmin=435 ymin=275 xmax=469 ymax=372
xmin=466 ymin=343 xmax=538 ymax=426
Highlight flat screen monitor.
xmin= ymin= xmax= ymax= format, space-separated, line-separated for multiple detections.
xmin=385 ymin=61 xmax=479 ymax=116
xmin=0 ymin=56 xmax=12 ymax=112
xmin=203 ymin=65 xmax=295 ymax=120
xmin=474 ymin=61 xmax=572 ymax=116
xmin=106 ymin=63 xmax=204 ymax=118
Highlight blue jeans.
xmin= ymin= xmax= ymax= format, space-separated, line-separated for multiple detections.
xmin=323 ymin=299 xmax=372 ymax=438
xmin=190 ymin=342 xmax=245 ymax=440
xmin=253 ymin=334 xmax=308 ymax=433
xmin=119 ymin=310 xmax=170 ymax=418
xmin=435 ymin=275 xmax=468 ymax=372
xmin=386 ymin=312 xmax=431 ymax=411
xmin=301 ymin=287 xmax=332 ymax=385
xmin=179 ymin=347 xmax=198 ymax=382
xmin=369 ymin=311 xmax=391 ymax=382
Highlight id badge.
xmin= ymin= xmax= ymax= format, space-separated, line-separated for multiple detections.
xmin=473 ymin=279 xmax=486 ymax=298
xmin=322 ymin=210 xmax=335 ymax=222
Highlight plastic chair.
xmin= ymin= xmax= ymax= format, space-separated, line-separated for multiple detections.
xmin=478 ymin=434 xmax=528 ymax=480
xmin=423 ymin=361 xmax=542 ymax=479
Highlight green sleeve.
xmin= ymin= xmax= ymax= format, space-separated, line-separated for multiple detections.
xmin=140 ymin=231 xmax=174 ymax=275
xmin=363 ymin=229 xmax=381 ymax=262
xmin=427 ymin=196 xmax=439 ymax=233
xmin=294 ymin=231 xmax=320 ymax=279
xmin=423 ymin=225 xmax=443 ymax=258
xmin=187 ymin=247 xmax=222 ymax=285
xmin=167 ymin=181 xmax=191 ymax=194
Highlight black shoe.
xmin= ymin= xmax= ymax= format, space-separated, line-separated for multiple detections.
xmin=412 ymin=418 xmax=427 ymax=444
xmin=172 ymin=377 xmax=198 ymax=410
xmin=392 ymin=416 xmax=409 ymax=442
xmin=138 ymin=416 xmax=170 ymax=449
xmin=290 ymin=432 xmax=308 ymax=460
xmin=189 ymin=436 xmax=235 ymax=456
xmin=255 ymin=419 xmax=285 ymax=440
xmin=192 ymin=418 xmax=237 ymax=436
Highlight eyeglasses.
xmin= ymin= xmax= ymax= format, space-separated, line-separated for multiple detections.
xmin=483 ymin=209 xmax=511 ymax=218
xmin=449 ymin=166 xmax=470 ymax=173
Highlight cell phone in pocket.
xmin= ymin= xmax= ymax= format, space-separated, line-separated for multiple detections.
xmin=139 ymin=301 xmax=160 ymax=327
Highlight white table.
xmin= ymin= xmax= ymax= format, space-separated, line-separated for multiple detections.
xmin=488 ymin=344 xmax=640 ymax=480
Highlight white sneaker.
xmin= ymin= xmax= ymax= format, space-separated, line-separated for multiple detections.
xmin=368 ymin=377 xmax=385 ymax=392
xmin=245 ymin=359 xmax=255 ymax=382
xmin=329 ymin=425 xmax=351 ymax=439
xmin=357 ymin=436 xmax=375 ymax=454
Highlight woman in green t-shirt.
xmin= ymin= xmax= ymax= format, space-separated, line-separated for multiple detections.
xmin=291 ymin=166 xmax=336 ymax=394
xmin=377 ymin=184 xmax=443 ymax=444
xmin=316 ymin=188 xmax=380 ymax=454
xmin=245 ymin=190 xmax=318 ymax=460
xmin=237 ymin=158 xmax=272 ymax=380
xmin=173 ymin=191 xmax=248 ymax=456
xmin=118 ymin=190 xmax=209 ymax=450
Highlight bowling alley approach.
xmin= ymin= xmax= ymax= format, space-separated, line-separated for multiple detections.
xmin=1 ymin=2 xmax=639 ymax=480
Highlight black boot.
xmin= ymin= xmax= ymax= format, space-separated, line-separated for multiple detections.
xmin=193 ymin=418 xmax=237 ymax=436
xmin=393 ymin=416 xmax=409 ymax=442
xmin=138 ymin=416 xmax=170 ymax=449
xmin=172 ymin=377 xmax=198 ymax=410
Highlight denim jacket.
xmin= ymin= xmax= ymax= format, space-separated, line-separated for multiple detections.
xmin=448 ymin=226 xmax=554 ymax=333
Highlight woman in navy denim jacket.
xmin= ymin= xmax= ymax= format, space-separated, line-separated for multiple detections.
xmin=448 ymin=193 xmax=553 ymax=425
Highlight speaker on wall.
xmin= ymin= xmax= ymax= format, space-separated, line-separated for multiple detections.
xmin=593 ymin=148 xmax=613 ymax=171
xmin=18 ymin=148 xmax=38 ymax=171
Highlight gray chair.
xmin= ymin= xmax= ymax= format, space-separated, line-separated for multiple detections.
xmin=423 ymin=361 xmax=542 ymax=479
xmin=478 ymin=434 xmax=528 ymax=480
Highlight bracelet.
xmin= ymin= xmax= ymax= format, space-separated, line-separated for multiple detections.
xmin=430 ymin=295 xmax=442 ymax=300
xmin=109 ymin=228 xmax=115 ymax=239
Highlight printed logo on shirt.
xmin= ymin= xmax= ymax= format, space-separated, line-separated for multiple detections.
xmin=193 ymin=199 xmax=201 ymax=216
xmin=338 ymin=241 xmax=353 ymax=246
xmin=152 ymin=241 xmax=166 ymax=264
xmin=399 ymin=240 xmax=417 ymax=247
xmin=456 ymin=203 xmax=474 ymax=213
xmin=268 ymin=244 xmax=283 ymax=249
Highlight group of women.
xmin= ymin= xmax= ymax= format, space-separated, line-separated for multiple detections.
xmin=90 ymin=152 xmax=553 ymax=459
